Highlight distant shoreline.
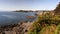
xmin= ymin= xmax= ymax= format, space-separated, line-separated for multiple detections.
xmin=15 ymin=11 xmax=38 ymax=12
xmin=15 ymin=10 xmax=43 ymax=12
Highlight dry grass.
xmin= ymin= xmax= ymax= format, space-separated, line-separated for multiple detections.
xmin=39 ymin=24 xmax=56 ymax=34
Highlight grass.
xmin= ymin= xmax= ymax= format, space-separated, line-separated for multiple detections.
xmin=55 ymin=24 xmax=60 ymax=34
xmin=27 ymin=12 xmax=60 ymax=34
xmin=39 ymin=26 xmax=50 ymax=34
xmin=39 ymin=24 xmax=56 ymax=34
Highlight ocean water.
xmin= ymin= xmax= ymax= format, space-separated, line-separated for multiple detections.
xmin=0 ymin=12 xmax=37 ymax=26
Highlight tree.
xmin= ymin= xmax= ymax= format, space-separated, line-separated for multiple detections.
xmin=54 ymin=2 xmax=60 ymax=14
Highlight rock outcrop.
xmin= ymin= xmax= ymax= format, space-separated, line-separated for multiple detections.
xmin=0 ymin=22 xmax=32 ymax=34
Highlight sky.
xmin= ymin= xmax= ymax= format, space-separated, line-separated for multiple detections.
xmin=0 ymin=0 xmax=60 ymax=11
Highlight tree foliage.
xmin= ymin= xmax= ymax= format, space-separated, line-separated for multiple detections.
xmin=54 ymin=2 xmax=60 ymax=13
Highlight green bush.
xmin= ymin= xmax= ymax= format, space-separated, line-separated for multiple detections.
xmin=28 ymin=12 xmax=60 ymax=34
xmin=28 ymin=16 xmax=42 ymax=34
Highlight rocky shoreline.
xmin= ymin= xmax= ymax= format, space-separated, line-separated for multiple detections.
xmin=0 ymin=21 xmax=32 ymax=34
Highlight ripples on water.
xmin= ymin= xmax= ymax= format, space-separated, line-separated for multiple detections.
xmin=0 ymin=12 xmax=37 ymax=26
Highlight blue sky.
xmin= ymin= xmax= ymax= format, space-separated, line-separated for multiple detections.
xmin=0 ymin=0 xmax=60 ymax=11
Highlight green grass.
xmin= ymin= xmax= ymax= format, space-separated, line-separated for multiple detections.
xmin=39 ymin=26 xmax=50 ymax=34
xmin=55 ymin=24 xmax=60 ymax=34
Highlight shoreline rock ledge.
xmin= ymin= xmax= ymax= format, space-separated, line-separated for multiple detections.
xmin=0 ymin=21 xmax=32 ymax=34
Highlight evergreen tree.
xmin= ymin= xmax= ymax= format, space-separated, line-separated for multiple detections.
xmin=54 ymin=2 xmax=60 ymax=13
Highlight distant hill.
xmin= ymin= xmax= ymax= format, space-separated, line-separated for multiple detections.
xmin=15 ymin=10 xmax=34 ymax=12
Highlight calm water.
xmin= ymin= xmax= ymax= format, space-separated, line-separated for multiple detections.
xmin=0 ymin=12 xmax=37 ymax=26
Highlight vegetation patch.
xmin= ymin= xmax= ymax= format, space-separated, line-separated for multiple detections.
xmin=28 ymin=12 xmax=60 ymax=34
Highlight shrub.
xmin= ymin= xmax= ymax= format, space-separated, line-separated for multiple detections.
xmin=28 ymin=12 xmax=60 ymax=34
